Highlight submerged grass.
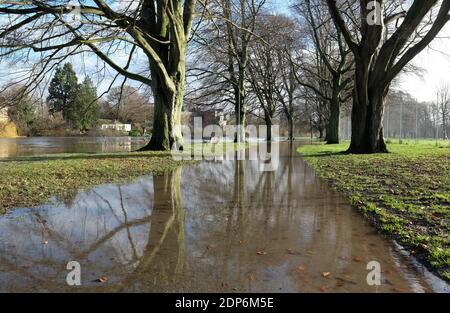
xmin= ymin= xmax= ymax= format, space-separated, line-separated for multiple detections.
xmin=0 ymin=143 xmax=245 ymax=214
xmin=298 ymin=140 xmax=450 ymax=281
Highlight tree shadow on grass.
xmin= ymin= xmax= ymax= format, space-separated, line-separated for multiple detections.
xmin=300 ymin=150 xmax=348 ymax=158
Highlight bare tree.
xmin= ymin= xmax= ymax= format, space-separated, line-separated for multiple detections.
xmin=106 ymin=85 xmax=154 ymax=134
xmin=436 ymin=83 xmax=450 ymax=140
xmin=276 ymin=50 xmax=301 ymax=141
xmin=248 ymin=15 xmax=298 ymax=141
xmin=288 ymin=40 xmax=331 ymax=139
xmin=189 ymin=0 xmax=266 ymax=142
xmin=326 ymin=0 xmax=450 ymax=153
xmin=0 ymin=0 xmax=197 ymax=151
xmin=295 ymin=0 xmax=353 ymax=144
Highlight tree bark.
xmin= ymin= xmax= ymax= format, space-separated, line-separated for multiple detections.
xmin=265 ymin=117 xmax=272 ymax=142
xmin=326 ymin=86 xmax=340 ymax=144
xmin=347 ymin=64 xmax=388 ymax=153
xmin=288 ymin=115 xmax=294 ymax=140
xmin=318 ymin=127 xmax=324 ymax=139
xmin=234 ymin=80 xmax=247 ymax=143
xmin=141 ymin=76 xmax=185 ymax=151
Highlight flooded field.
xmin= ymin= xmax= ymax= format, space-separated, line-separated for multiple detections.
xmin=0 ymin=142 xmax=447 ymax=292
xmin=0 ymin=137 xmax=148 ymax=158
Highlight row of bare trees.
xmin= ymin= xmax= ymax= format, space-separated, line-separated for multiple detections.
xmin=0 ymin=1 xmax=449 ymax=153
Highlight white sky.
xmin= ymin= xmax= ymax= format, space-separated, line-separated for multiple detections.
xmin=398 ymin=24 xmax=450 ymax=103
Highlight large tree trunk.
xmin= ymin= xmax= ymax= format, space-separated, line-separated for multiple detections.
xmin=141 ymin=67 xmax=185 ymax=151
xmin=326 ymin=79 xmax=341 ymax=144
xmin=443 ymin=115 xmax=447 ymax=140
xmin=348 ymin=64 xmax=388 ymax=154
xmin=318 ymin=127 xmax=324 ymax=139
xmin=234 ymin=81 xmax=247 ymax=143
xmin=326 ymin=98 xmax=340 ymax=144
xmin=288 ymin=115 xmax=294 ymax=141
xmin=265 ymin=117 xmax=272 ymax=142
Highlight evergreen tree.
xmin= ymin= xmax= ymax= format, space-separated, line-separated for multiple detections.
xmin=47 ymin=64 xmax=99 ymax=131
xmin=67 ymin=77 xmax=99 ymax=131
xmin=47 ymin=63 xmax=79 ymax=118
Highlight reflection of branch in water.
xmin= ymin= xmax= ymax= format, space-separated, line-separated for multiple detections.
xmin=118 ymin=185 xmax=139 ymax=261
xmin=73 ymin=217 xmax=151 ymax=260
xmin=2 ymin=168 xmax=186 ymax=290
xmin=0 ymin=256 xmax=47 ymax=286
xmin=92 ymin=189 xmax=124 ymax=224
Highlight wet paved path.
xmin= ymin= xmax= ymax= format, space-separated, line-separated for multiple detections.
xmin=0 ymin=142 xmax=448 ymax=292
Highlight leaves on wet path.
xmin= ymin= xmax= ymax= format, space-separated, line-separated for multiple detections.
xmin=297 ymin=266 xmax=306 ymax=273
xmin=321 ymin=272 xmax=331 ymax=278
xmin=96 ymin=276 xmax=108 ymax=283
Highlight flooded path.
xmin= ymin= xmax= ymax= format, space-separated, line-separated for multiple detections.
xmin=0 ymin=142 xmax=448 ymax=292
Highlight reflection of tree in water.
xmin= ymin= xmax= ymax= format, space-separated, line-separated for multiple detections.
xmin=0 ymin=168 xmax=185 ymax=292
xmin=118 ymin=167 xmax=186 ymax=291
xmin=181 ymin=145 xmax=363 ymax=292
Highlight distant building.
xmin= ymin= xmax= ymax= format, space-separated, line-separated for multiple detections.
xmin=101 ymin=121 xmax=132 ymax=132
xmin=182 ymin=109 xmax=230 ymax=140
xmin=187 ymin=109 xmax=230 ymax=128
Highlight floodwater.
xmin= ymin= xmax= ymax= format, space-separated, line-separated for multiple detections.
xmin=0 ymin=137 xmax=148 ymax=158
xmin=0 ymin=142 xmax=448 ymax=292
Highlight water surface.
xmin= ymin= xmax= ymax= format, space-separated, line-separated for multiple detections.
xmin=0 ymin=142 xmax=447 ymax=292
xmin=0 ymin=137 xmax=147 ymax=158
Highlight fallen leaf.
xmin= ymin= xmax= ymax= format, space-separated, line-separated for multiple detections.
xmin=392 ymin=287 xmax=408 ymax=293
xmin=322 ymin=272 xmax=331 ymax=278
xmin=257 ymin=251 xmax=267 ymax=255
xmin=297 ymin=266 xmax=306 ymax=273
xmin=97 ymin=276 xmax=108 ymax=283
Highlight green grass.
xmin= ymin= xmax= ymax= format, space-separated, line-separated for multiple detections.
xmin=0 ymin=143 xmax=245 ymax=214
xmin=298 ymin=140 xmax=450 ymax=281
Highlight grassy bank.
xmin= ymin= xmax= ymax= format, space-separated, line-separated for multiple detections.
xmin=298 ymin=140 xmax=450 ymax=281
xmin=0 ymin=143 xmax=244 ymax=214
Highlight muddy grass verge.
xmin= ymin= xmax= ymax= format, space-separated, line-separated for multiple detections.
xmin=298 ymin=141 xmax=450 ymax=282
xmin=0 ymin=143 xmax=244 ymax=214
